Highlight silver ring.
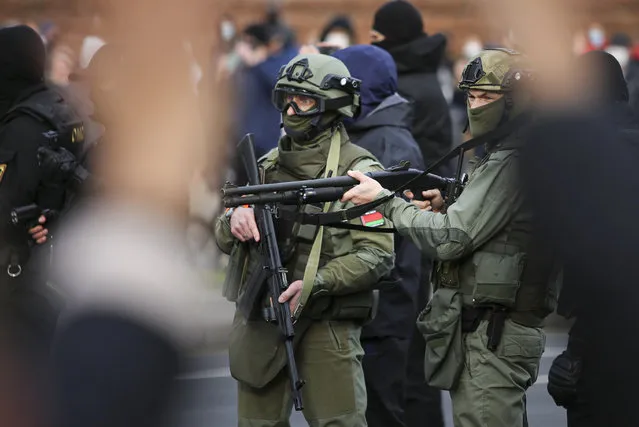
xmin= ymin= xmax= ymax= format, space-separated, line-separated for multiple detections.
xmin=7 ymin=264 xmax=22 ymax=278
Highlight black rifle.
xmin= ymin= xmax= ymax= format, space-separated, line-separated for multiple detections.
xmin=237 ymin=134 xmax=305 ymax=411
xmin=222 ymin=162 xmax=467 ymax=209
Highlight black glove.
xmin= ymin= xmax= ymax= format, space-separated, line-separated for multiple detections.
xmin=547 ymin=350 xmax=583 ymax=408
xmin=37 ymin=146 xmax=78 ymax=185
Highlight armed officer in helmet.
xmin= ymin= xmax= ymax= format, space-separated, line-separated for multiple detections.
xmin=0 ymin=25 xmax=85 ymax=352
xmin=214 ymin=54 xmax=394 ymax=427
xmin=343 ymin=48 xmax=559 ymax=427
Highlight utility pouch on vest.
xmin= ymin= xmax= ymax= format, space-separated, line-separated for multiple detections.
xmin=416 ymin=288 xmax=464 ymax=390
xmin=324 ymin=290 xmax=379 ymax=324
xmin=228 ymin=310 xmax=313 ymax=389
xmin=294 ymin=204 xmax=321 ymax=242
xmin=472 ymin=251 xmax=526 ymax=309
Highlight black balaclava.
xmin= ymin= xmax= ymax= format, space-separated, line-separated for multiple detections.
xmin=576 ymin=50 xmax=629 ymax=105
xmin=0 ymin=25 xmax=46 ymax=117
xmin=372 ymin=0 xmax=424 ymax=51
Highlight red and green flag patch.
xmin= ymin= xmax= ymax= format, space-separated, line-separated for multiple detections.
xmin=360 ymin=210 xmax=385 ymax=227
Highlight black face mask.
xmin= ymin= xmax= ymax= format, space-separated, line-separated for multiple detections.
xmin=0 ymin=25 xmax=45 ymax=117
xmin=372 ymin=39 xmax=396 ymax=52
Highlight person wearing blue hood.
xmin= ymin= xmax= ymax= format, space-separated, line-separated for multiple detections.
xmin=332 ymin=44 xmax=438 ymax=427
xmin=232 ymin=23 xmax=298 ymax=171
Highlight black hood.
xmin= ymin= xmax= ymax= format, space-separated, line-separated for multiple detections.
xmin=386 ymin=33 xmax=446 ymax=74
xmin=0 ymin=25 xmax=46 ymax=117
xmin=576 ymin=51 xmax=629 ymax=105
xmin=347 ymin=93 xmax=412 ymax=133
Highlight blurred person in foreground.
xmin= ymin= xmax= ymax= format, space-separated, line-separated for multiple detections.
xmin=332 ymin=44 xmax=424 ymax=427
xmin=46 ymin=10 xmax=229 ymax=424
xmin=539 ymin=50 xmax=639 ymax=427
xmin=370 ymin=0 xmax=452 ymax=174
xmin=215 ymin=53 xmax=394 ymax=427
xmin=341 ymin=48 xmax=560 ymax=427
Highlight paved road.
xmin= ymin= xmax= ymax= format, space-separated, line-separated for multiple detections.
xmin=162 ymin=331 xmax=568 ymax=427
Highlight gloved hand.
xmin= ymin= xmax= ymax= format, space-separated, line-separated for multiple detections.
xmin=547 ymin=349 xmax=583 ymax=408
xmin=37 ymin=146 xmax=78 ymax=184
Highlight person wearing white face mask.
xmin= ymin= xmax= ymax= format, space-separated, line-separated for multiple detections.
xmin=318 ymin=15 xmax=356 ymax=50
xmin=586 ymin=23 xmax=607 ymax=51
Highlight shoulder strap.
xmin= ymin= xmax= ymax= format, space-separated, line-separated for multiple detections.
xmin=294 ymin=128 xmax=341 ymax=319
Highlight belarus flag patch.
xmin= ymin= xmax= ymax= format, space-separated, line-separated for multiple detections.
xmin=360 ymin=210 xmax=385 ymax=227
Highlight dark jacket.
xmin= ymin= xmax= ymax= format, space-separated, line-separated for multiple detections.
xmin=233 ymin=46 xmax=297 ymax=159
xmin=346 ymin=94 xmax=425 ymax=339
xmin=386 ymin=34 xmax=453 ymax=175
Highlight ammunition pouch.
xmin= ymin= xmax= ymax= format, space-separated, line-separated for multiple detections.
xmin=315 ymin=289 xmax=379 ymax=325
xmin=416 ymin=288 xmax=464 ymax=390
xmin=470 ymin=250 xmax=526 ymax=309
xmin=435 ymin=248 xmax=526 ymax=310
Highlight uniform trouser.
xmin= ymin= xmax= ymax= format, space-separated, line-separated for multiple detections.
xmin=405 ymin=256 xmax=444 ymax=427
xmin=237 ymin=320 xmax=367 ymax=427
xmin=404 ymin=325 xmax=445 ymax=427
xmin=450 ymin=319 xmax=545 ymax=427
xmin=361 ymin=336 xmax=410 ymax=427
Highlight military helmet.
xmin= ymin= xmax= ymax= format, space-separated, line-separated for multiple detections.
xmin=458 ymin=48 xmax=532 ymax=93
xmin=272 ymin=54 xmax=361 ymax=118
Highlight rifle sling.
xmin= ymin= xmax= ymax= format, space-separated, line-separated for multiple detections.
xmin=284 ymin=116 xmax=527 ymax=230
xmin=293 ymin=128 xmax=342 ymax=319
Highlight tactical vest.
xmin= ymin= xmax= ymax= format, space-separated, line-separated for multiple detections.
xmin=235 ymin=136 xmax=381 ymax=321
xmin=434 ymin=134 xmax=560 ymax=327
xmin=3 ymin=87 xmax=86 ymax=158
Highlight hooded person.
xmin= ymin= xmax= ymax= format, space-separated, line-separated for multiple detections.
xmin=214 ymin=53 xmax=395 ymax=427
xmin=371 ymin=0 xmax=453 ymax=177
xmin=0 ymin=24 xmax=85 ymax=393
xmin=332 ymin=44 xmax=428 ymax=427
xmin=542 ymin=50 xmax=639 ymax=427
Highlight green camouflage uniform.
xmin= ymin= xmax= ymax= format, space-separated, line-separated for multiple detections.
xmin=215 ymin=54 xmax=394 ymax=427
xmin=373 ymin=49 xmax=558 ymax=427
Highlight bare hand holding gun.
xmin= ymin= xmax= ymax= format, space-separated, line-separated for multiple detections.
xmin=28 ymin=215 xmax=49 ymax=244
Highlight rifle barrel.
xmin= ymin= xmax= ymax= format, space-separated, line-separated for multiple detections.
xmin=222 ymin=169 xmax=453 ymax=198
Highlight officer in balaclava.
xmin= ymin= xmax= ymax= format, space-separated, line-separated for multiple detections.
xmin=0 ymin=25 xmax=85 ymax=353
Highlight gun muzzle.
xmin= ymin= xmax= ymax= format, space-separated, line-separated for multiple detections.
xmin=11 ymin=204 xmax=42 ymax=226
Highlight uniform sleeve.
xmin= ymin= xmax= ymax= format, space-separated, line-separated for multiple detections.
xmin=213 ymin=213 xmax=235 ymax=255
xmin=378 ymin=152 xmax=523 ymax=261
xmin=314 ymin=160 xmax=395 ymax=296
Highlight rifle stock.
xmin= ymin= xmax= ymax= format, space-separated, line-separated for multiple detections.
xmin=236 ymin=134 xmax=305 ymax=411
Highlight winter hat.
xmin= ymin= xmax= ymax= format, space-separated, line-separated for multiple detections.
xmin=372 ymin=1 xmax=424 ymax=50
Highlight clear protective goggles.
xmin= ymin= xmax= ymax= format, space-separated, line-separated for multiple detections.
xmin=272 ymin=86 xmax=327 ymax=116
